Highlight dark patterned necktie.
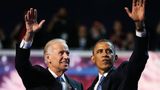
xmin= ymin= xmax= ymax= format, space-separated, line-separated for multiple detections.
xmin=56 ymin=77 xmax=64 ymax=82
xmin=56 ymin=77 xmax=72 ymax=90
xmin=97 ymin=76 xmax=105 ymax=90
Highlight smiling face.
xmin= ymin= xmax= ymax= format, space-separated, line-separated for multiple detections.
xmin=91 ymin=40 xmax=118 ymax=74
xmin=44 ymin=39 xmax=70 ymax=73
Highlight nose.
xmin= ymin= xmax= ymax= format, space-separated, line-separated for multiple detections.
xmin=63 ymin=52 xmax=69 ymax=59
xmin=102 ymin=50 xmax=107 ymax=55
xmin=102 ymin=50 xmax=109 ymax=57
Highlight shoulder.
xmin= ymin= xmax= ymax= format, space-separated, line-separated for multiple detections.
xmin=65 ymin=75 xmax=83 ymax=88
xmin=113 ymin=61 xmax=129 ymax=73
xmin=32 ymin=65 xmax=51 ymax=76
xmin=33 ymin=65 xmax=47 ymax=71
xmin=118 ymin=61 xmax=128 ymax=68
xmin=67 ymin=76 xmax=82 ymax=85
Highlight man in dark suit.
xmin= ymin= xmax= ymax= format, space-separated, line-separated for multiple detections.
xmin=88 ymin=0 xmax=148 ymax=90
xmin=15 ymin=8 xmax=83 ymax=90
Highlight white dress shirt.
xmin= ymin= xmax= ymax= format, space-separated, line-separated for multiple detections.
xmin=48 ymin=68 xmax=71 ymax=90
xmin=94 ymin=72 xmax=108 ymax=90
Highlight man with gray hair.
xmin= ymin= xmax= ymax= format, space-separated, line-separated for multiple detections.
xmin=15 ymin=8 xmax=83 ymax=90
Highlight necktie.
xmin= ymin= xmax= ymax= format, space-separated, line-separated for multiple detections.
xmin=56 ymin=77 xmax=64 ymax=82
xmin=56 ymin=77 xmax=72 ymax=90
xmin=97 ymin=76 xmax=105 ymax=90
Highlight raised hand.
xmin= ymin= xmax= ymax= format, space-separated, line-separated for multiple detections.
xmin=125 ymin=0 xmax=145 ymax=22
xmin=25 ymin=8 xmax=45 ymax=33
xmin=24 ymin=8 xmax=45 ymax=41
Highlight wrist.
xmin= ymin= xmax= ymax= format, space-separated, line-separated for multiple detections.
xmin=23 ymin=32 xmax=35 ymax=41
xmin=135 ymin=21 xmax=145 ymax=32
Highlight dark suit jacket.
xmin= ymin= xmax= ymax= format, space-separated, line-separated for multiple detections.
xmin=15 ymin=45 xmax=83 ymax=90
xmin=88 ymin=35 xmax=149 ymax=90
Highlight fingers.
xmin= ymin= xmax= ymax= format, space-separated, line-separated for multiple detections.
xmin=132 ymin=0 xmax=136 ymax=6
xmin=39 ymin=20 xmax=45 ymax=28
xmin=142 ymin=0 xmax=146 ymax=8
xmin=124 ymin=7 xmax=132 ymax=17
xmin=140 ymin=0 xmax=146 ymax=7
xmin=34 ymin=9 xmax=37 ymax=21
xmin=25 ymin=8 xmax=37 ymax=22
xmin=136 ymin=0 xmax=139 ymax=6
xmin=135 ymin=0 xmax=146 ymax=9
xmin=29 ymin=8 xmax=33 ymax=19
xmin=25 ymin=11 xmax=30 ymax=22
xmin=135 ymin=0 xmax=145 ymax=6
xmin=24 ymin=14 xmax=27 ymax=22
xmin=139 ymin=0 xmax=142 ymax=6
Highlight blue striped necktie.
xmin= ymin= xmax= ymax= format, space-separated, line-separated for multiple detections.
xmin=97 ymin=75 xmax=105 ymax=90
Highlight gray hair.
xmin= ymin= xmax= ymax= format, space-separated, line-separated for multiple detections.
xmin=43 ymin=39 xmax=67 ymax=63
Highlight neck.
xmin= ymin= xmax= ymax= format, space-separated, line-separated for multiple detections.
xmin=55 ymin=70 xmax=64 ymax=77
xmin=99 ymin=67 xmax=112 ymax=75
xmin=99 ymin=70 xmax=107 ymax=75
xmin=49 ymin=66 xmax=65 ymax=77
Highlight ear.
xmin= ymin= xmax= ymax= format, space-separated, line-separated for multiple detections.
xmin=91 ymin=55 xmax=95 ymax=63
xmin=114 ymin=55 xmax=118 ymax=62
xmin=44 ymin=54 xmax=51 ymax=63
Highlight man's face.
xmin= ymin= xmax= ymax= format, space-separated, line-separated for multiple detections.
xmin=91 ymin=42 xmax=117 ymax=72
xmin=47 ymin=42 xmax=70 ymax=72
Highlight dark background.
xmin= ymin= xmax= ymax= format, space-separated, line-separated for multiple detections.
xmin=0 ymin=0 xmax=159 ymax=50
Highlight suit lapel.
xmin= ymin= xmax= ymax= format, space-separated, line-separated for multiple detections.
xmin=65 ymin=74 xmax=78 ymax=90
xmin=87 ymin=76 xmax=99 ymax=90
xmin=88 ymin=67 xmax=116 ymax=90
xmin=106 ymin=67 xmax=115 ymax=78
xmin=45 ymin=68 xmax=59 ymax=83
xmin=102 ymin=67 xmax=116 ymax=90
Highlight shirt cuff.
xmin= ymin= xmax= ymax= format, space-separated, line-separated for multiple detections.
xmin=136 ymin=29 xmax=146 ymax=37
xmin=20 ymin=39 xmax=33 ymax=49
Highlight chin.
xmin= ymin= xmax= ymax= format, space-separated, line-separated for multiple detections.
xmin=62 ymin=68 xmax=68 ymax=72
xmin=62 ymin=65 xmax=69 ymax=70
xmin=103 ymin=64 xmax=112 ymax=69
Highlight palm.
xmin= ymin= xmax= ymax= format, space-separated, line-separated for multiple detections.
xmin=131 ymin=6 xmax=144 ymax=21
xmin=125 ymin=0 xmax=145 ymax=22
xmin=25 ymin=8 xmax=45 ymax=33
xmin=26 ymin=21 xmax=41 ymax=32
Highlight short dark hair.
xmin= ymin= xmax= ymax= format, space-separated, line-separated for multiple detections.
xmin=92 ymin=39 xmax=116 ymax=54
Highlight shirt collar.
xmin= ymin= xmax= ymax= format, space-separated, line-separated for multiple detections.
xmin=48 ymin=68 xmax=67 ymax=82
xmin=98 ymin=72 xmax=108 ymax=80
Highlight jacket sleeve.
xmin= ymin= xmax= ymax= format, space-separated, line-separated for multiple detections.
xmin=122 ymin=31 xmax=149 ymax=90
xmin=15 ymin=43 xmax=40 ymax=88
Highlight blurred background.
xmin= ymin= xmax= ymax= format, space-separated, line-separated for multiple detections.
xmin=0 ymin=0 xmax=160 ymax=90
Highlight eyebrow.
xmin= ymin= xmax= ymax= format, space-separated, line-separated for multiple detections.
xmin=59 ymin=50 xmax=70 ymax=54
xmin=96 ymin=48 xmax=113 ymax=52
xmin=96 ymin=49 xmax=103 ymax=52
